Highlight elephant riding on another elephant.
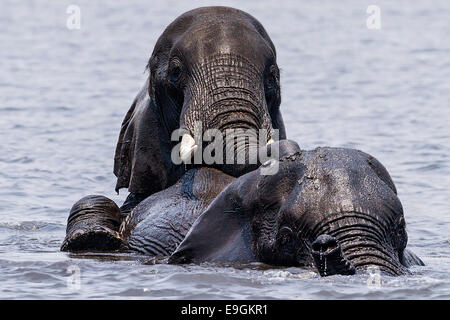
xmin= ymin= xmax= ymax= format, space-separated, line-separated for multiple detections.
xmin=62 ymin=6 xmax=285 ymax=252
xmin=61 ymin=7 xmax=423 ymax=277
xmin=114 ymin=6 xmax=286 ymax=214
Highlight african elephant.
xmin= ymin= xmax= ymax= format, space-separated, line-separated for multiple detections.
xmin=114 ymin=6 xmax=286 ymax=214
xmin=169 ymin=145 xmax=424 ymax=276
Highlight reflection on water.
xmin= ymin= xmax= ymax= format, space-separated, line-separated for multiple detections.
xmin=0 ymin=0 xmax=449 ymax=299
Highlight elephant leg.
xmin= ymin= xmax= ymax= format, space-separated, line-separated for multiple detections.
xmin=60 ymin=195 xmax=123 ymax=252
xmin=119 ymin=192 xmax=147 ymax=221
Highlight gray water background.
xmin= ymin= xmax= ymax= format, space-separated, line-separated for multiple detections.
xmin=0 ymin=0 xmax=449 ymax=299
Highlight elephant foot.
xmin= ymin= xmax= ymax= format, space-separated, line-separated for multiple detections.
xmin=61 ymin=195 xmax=123 ymax=252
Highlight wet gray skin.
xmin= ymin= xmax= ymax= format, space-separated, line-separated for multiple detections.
xmin=61 ymin=141 xmax=296 ymax=256
xmin=62 ymin=141 xmax=423 ymax=276
xmin=119 ymin=167 xmax=235 ymax=255
xmin=61 ymin=167 xmax=233 ymax=254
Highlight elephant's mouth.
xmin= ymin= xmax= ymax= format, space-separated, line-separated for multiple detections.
xmin=178 ymin=129 xmax=273 ymax=158
xmin=179 ymin=124 xmax=276 ymax=177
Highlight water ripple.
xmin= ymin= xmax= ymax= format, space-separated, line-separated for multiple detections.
xmin=0 ymin=0 xmax=449 ymax=299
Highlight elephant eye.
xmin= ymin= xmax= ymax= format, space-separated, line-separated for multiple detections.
xmin=169 ymin=66 xmax=182 ymax=84
xmin=279 ymin=226 xmax=294 ymax=245
xmin=265 ymin=65 xmax=280 ymax=92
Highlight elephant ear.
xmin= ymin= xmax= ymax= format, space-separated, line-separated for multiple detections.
xmin=114 ymin=79 xmax=177 ymax=196
xmin=169 ymin=173 xmax=260 ymax=264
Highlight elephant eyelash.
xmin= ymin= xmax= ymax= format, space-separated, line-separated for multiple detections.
xmin=265 ymin=83 xmax=277 ymax=93
xmin=265 ymin=72 xmax=279 ymax=92
xmin=269 ymin=65 xmax=280 ymax=78
xmin=262 ymin=202 xmax=279 ymax=211
xmin=168 ymin=66 xmax=182 ymax=84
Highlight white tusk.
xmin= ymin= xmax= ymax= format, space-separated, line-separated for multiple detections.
xmin=180 ymin=134 xmax=198 ymax=163
xmin=267 ymin=138 xmax=275 ymax=145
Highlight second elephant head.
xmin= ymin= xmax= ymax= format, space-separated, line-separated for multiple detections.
xmin=114 ymin=7 xmax=286 ymax=197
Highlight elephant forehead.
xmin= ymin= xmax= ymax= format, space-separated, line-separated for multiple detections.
xmin=158 ymin=8 xmax=273 ymax=64
xmin=281 ymin=149 xmax=403 ymax=225
xmin=174 ymin=22 xmax=273 ymax=67
xmin=251 ymin=160 xmax=304 ymax=204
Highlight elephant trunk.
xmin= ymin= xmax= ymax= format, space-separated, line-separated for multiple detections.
xmin=180 ymin=53 xmax=275 ymax=176
xmin=220 ymin=124 xmax=271 ymax=177
xmin=310 ymin=212 xmax=408 ymax=277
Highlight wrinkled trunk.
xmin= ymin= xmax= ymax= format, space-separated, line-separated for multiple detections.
xmin=180 ymin=53 xmax=274 ymax=176
xmin=309 ymin=212 xmax=408 ymax=276
xmin=339 ymin=238 xmax=407 ymax=276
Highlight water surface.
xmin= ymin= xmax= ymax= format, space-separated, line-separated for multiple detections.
xmin=0 ymin=0 xmax=449 ymax=299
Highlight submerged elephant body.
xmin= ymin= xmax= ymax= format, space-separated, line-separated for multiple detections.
xmin=61 ymin=167 xmax=234 ymax=254
xmin=120 ymin=168 xmax=234 ymax=255
xmin=63 ymin=143 xmax=423 ymax=276
xmin=62 ymin=141 xmax=296 ymax=254
xmin=118 ymin=141 xmax=297 ymax=256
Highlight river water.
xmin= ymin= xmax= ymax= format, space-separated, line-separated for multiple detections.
xmin=0 ymin=0 xmax=449 ymax=299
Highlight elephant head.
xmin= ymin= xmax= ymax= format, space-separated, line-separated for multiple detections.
xmin=114 ymin=7 xmax=285 ymax=197
xmin=169 ymin=143 xmax=424 ymax=276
